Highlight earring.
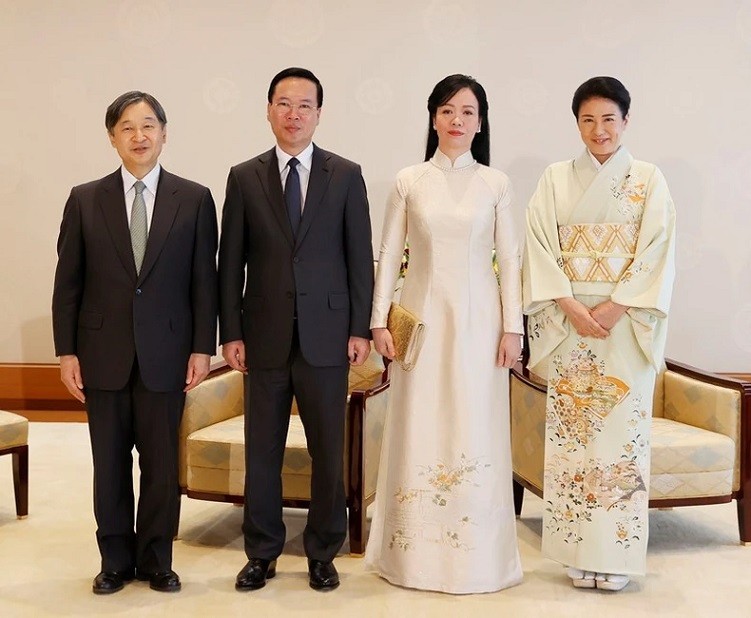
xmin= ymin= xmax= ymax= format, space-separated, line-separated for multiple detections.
xmin=477 ymin=126 xmax=481 ymax=133
xmin=432 ymin=125 xmax=436 ymax=130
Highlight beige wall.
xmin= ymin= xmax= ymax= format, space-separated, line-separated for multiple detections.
xmin=1 ymin=0 xmax=749 ymax=371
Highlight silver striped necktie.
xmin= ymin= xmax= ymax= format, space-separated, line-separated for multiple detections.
xmin=130 ymin=180 xmax=147 ymax=274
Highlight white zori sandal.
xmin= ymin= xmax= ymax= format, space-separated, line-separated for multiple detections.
xmin=595 ymin=572 xmax=630 ymax=591
xmin=566 ymin=567 xmax=596 ymax=588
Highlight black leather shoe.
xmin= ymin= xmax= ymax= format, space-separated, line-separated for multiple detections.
xmin=236 ymin=558 xmax=277 ymax=591
xmin=146 ymin=570 xmax=181 ymax=592
xmin=308 ymin=559 xmax=339 ymax=591
xmin=92 ymin=570 xmax=133 ymax=595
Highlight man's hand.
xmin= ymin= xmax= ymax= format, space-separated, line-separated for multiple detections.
xmin=591 ymin=300 xmax=627 ymax=331
xmin=556 ymin=297 xmax=610 ymax=339
xmin=496 ymin=333 xmax=523 ymax=368
xmin=184 ymin=353 xmax=211 ymax=392
xmin=222 ymin=340 xmax=248 ymax=374
xmin=372 ymin=327 xmax=396 ymax=360
xmin=348 ymin=336 xmax=371 ymax=366
xmin=60 ymin=354 xmax=85 ymax=403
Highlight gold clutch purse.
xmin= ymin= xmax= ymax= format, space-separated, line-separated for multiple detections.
xmin=387 ymin=302 xmax=426 ymax=371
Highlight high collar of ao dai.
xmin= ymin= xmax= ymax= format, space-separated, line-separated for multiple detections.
xmin=431 ymin=148 xmax=476 ymax=171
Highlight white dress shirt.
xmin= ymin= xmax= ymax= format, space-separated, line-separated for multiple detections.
xmin=276 ymin=142 xmax=314 ymax=212
xmin=121 ymin=164 xmax=161 ymax=232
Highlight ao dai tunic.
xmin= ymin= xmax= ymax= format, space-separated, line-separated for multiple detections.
xmin=365 ymin=149 xmax=524 ymax=594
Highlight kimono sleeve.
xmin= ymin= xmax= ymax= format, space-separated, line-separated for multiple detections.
xmin=611 ymin=165 xmax=676 ymax=369
xmin=523 ymin=167 xmax=572 ymax=374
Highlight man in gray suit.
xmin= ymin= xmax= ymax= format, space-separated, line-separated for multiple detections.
xmin=219 ymin=67 xmax=373 ymax=592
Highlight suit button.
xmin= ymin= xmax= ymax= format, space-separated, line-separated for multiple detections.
xmin=293 ymin=257 xmax=300 ymax=263
xmin=286 ymin=291 xmax=294 ymax=299
xmin=135 ymin=288 xmax=142 ymax=296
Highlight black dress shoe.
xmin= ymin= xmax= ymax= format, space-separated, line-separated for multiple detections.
xmin=92 ymin=570 xmax=133 ymax=595
xmin=148 ymin=570 xmax=181 ymax=592
xmin=308 ymin=559 xmax=339 ymax=591
xmin=236 ymin=558 xmax=277 ymax=591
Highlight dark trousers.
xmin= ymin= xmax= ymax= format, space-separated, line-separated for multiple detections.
xmin=243 ymin=328 xmax=349 ymax=562
xmin=85 ymin=361 xmax=185 ymax=574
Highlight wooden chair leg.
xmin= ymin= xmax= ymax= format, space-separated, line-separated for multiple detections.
xmin=513 ymin=479 xmax=524 ymax=517
xmin=348 ymin=502 xmax=367 ymax=556
xmin=736 ymin=496 xmax=751 ymax=544
xmin=12 ymin=445 xmax=28 ymax=519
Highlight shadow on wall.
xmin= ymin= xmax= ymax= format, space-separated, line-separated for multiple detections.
xmin=503 ymin=156 xmax=551 ymax=234
xmin=21 ymin=316 xmax=56 ymax=365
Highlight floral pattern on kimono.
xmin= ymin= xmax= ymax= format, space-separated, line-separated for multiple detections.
xmin=547 ymin=343 xmax=630 ymax=451
xmin=544 ymin=346 xmax=650 ymax=550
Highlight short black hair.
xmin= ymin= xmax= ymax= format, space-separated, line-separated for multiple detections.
xmin=425 ymin=74 xmax=490 ymax=166
xmin=267 ymin=67 xmax=323 ymax=108
xmin=572 ymin=76 xmax=630 ymax=118
xmin=105 ymin=91 xmax=167 ymax=133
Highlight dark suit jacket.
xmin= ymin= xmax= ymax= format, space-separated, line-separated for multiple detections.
xmin=218 ymin=145 xmax=373 ymax=368
xmin=52 ymin=168 xmax=218 ymax=392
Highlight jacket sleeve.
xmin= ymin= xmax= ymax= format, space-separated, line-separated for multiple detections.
xmin=343 ymin=164 xmax=374 ymax=338
xmin=51 ymin=188 xmax=85 ymax=357
xmin=191 ymin=187 xmax=219 ymax=353
xmin=218 ymin=167 xmax=248 ymax=345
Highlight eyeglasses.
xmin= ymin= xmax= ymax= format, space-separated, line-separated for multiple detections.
xmin=272 ymin=101 xmax=318 ymax=117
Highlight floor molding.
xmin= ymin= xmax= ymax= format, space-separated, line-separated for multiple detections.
xmin=1 ymin=363 xmax=748 ymax=422
xmin=0 ymin=363 xmax=84 ymax=417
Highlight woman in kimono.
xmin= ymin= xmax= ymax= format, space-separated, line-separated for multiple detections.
xmin=523 ymin=76 xmax=676 ymax=591
xmin=365 ymin=74 xmax=524 ymax=594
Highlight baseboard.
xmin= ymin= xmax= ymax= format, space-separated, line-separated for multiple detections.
xmin=0 ymin=363 xmax=84 ymax=417
xmin=0 ymin=363 xmax=746 ymax=422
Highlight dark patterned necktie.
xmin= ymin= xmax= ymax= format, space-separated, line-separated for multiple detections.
xmin=284 ymin=157 xmax=301 ymax=237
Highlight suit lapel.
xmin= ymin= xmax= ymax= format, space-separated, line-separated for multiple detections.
xmin=138 ymin=169 xmax=181 ymax=283
xmin=98 ymin=170 xmax=137 ymax=281
xmin=296 ymin=145 xmax=332 ymax=248
xmin=256 ymin=148 xmax=295 ymax=248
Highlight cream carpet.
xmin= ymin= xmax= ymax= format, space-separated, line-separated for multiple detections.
xmin=0 ymin=422 xmax=749 ymax=617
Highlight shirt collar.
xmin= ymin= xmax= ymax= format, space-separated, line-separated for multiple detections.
xmin=276 ymin=142 xmax=314 ymax=172
xmin=121 ymin=163 xmax=161 ymax=194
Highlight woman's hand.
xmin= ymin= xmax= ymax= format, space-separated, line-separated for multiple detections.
xmin=497 ymin=333 xmax=523 ymax=368
xmin=372 ymin=327 xmax=396 ymax=360
xmin=556 ymin=297 xmax=610 ymax=338
xmin=591 ymin=300 xmax=627 ymax=331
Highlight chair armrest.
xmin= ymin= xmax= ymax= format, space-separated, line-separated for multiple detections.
xmin=178 ymin=364 xmax=244 ymax=488
xmin=347 ymin=359 xmax=390 ymax=503
xmin=663 ymin=359 xmax=751 ymax=495
xmin=663 ymin=359 xmax=749 ymax=439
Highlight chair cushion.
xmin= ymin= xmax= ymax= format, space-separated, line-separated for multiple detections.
xmin=185 ymin=354 xmax=385 ymax=501
xmin=663 ymin=370 xmax=741 ymax=491
xmin=0 ymin=410 xmax=28 ymax=450
xmin=649 ymin=417 xmax=735 ymax=499
xmin=187 ymin=415 xmax=332 ymax=501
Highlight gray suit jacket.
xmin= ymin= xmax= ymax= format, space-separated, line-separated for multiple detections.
xmin=218 ymin=145 xmax=373 ymax=368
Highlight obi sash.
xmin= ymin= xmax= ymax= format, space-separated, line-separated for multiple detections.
xmin=558 ymin=222 xmax=638 ymax=283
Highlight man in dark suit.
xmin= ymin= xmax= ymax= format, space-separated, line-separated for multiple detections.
xmin=52 ymin=91 xmax=218 ymax=595
xmin=219 ymin=68 xmax=373 ymax=592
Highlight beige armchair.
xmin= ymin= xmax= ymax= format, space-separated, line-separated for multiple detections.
xmin=510 ymin=359 xmax=751 ymax=543
xmin=178 ymin=353 xmax=389 ymax=555
xmin=0 ymin=410 xmax=29 ymax=519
